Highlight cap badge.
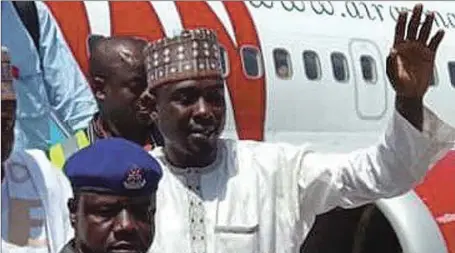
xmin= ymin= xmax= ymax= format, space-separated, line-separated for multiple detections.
xmin=123 ymin=166 xmax=147 ymax=190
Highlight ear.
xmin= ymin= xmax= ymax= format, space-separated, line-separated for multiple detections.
xmin=91 ymin=76 xmax=107 ymax=101
xmin=150 ymin=111 xmax=159 ymax=125
xmin=67 ymin=198 xmax=78 ymax=229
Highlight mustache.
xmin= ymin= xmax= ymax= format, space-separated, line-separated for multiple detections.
xmin=110 ymin=232 xmax=150 ymax=252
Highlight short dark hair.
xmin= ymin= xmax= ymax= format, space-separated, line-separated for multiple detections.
xmin=89 ymin=36 xmax=148 ymax=79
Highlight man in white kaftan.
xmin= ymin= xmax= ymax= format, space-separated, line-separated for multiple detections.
xmin=150 ymin=109 xmax=453 ymax=253
xmin=144 ymin=5 xmax=455 ymax=253
xmin=1 ymin=46 xmax=73 ymax=253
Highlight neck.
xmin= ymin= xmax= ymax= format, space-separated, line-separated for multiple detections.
xmin=75 ymin=239 xmax=94 ymax=253
xmin=97 ymin=115 xmax=151 ymax=146
xmin=164 ymin=144 xmax=218 ymax=168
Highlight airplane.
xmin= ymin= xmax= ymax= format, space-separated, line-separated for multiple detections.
xmin=43 ymin=1 xmax=455 ymax=253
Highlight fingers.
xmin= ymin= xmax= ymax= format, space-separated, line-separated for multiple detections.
xmin=394 ymin=11 xmax=407 ymax=46
xmin=386 ymin=54 xmax=394 ymax=83
xmin=395 ymin=4 xmax=445 ymax=52
xmin=428 ymin=30 xmax=445 ymax=52
xmin=386 ymin=50 xmax=399 ymax=86
xmin=417 ymin=11 xmax=434 ymax=44
xmin=406 ymin=4 xmax=423 ymax=41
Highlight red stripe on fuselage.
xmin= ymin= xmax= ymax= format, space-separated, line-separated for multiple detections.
xmin=110 ymin=2 xmax=165 ymax=41
xmin=45 ymin=1 xmax=91 ymax=77
xmin=175 ymin=1 xmax=265 ymax=140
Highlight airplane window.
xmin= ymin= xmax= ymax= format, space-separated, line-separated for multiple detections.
xmin=273 ymin=48 xmax=293 ymax=79
xmin=219 ymin=45 xmax=229 ymax=78
xmin=360 ymin=55 xmax=377 ymax=84
xmin=449 ymin=62 xmax=455 ymax=88
xmin=303 ymin=50 xmax=321 ymax=80
xmin=240 ymin=46 xmax=263 ymax=79
xmin=331 ymin=52 xmax=349 ymax=82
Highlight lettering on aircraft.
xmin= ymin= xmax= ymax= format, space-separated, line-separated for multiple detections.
xmin=249 ymin=1 xmax=455 ymax=29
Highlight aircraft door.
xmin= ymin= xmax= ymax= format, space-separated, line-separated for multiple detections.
xmin=349 ymin=39 xmax=387 ymax=119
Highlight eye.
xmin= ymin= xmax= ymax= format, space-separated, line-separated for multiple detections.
xmin=95 ymin=208 xmax=118 ymax=218
xmin=205 ymin=90 xmax=225 ymax=106
xmin=128 ymin=205 xmax=151 ymax=222
xmin=177 ymin=93 xmax=190 ymax=104
xmin=174 ymin=91 xmax=198 ymax=105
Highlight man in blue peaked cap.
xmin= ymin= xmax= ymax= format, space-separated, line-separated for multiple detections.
xmin=59 ymin=138 xmax=163 ymax=253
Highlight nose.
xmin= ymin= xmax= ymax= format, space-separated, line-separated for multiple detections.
xmin=114 ymin=210 xmax=136 ymax=233
xmin=194 ymin=97 xmax=213 ymax=120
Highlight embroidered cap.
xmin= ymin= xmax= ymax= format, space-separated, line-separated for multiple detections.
xmin=144 ymin=28 xmax=223 ymax=89
xmin=64 ymin=138 xmax=163 ymax=196
xmin=2 ymin=46 xmax=16 ymax=101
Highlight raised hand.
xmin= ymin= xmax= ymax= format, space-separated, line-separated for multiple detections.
xmin=387 ymin=4 xmax=444 ymax=99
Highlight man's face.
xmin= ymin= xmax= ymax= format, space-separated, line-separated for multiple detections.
xmin=73 ymin=193 xmax=155 ymax=253
xmin=95 ymin=43 xmax=151 ymax=133
xmin=1 ymin=100 xmax=16 ymax=162
xmin=102 ymin=64 xmax=150 ymax=128
xmin=110 ymin=71 xmax=148 ymax=118
xmin=155 ymin=77 xmax=226 ymax=156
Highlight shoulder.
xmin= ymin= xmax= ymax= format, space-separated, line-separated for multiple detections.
xmin=149 ymin=146 xmax=165 ymax=164
xmin=25 ymin=148 xmax=50 ymax=161
xmin=149 ymin=146 xmax=169 ymax=174
xmin=222 ymin=139 xmax=313 ymax=179
xmin=30 ymin=149 xmax=74 ymax=198
xmin=25 ymin=149 xmax=71 ymax=182
xmin=8 ymin=149 xmax=49 ymax=165
xmin=228 ymin=139 xmax=311 ymax=158
xmin=25 ymin=149 xmax=63 ymax=177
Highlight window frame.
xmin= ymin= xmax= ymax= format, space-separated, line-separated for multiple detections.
xmin=272 ymin=48 xmax=293 ymax=80
xmin=239 ymin=45 xmax=264 ymax=79
xmin=448 ymin=61 xmax=455 ymax=88
xmin=360 ymin=55 xmax=378 ymax=84
xmin=330 ymin=52 xmax=350 ymax=83
xmin=302 ymin=50 xmax=322 ymax=81
xmin=218 ymin=44 xmax=230 ymax=78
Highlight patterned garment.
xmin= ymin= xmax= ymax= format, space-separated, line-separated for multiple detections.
xmin=149 ymin=107 xmax=455 ymax=253
xmin=144 ymin=28 xmax=223 ymax=90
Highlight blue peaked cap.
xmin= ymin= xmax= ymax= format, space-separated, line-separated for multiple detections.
xmin=64 ymin=138 xmax=163 ymax=196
